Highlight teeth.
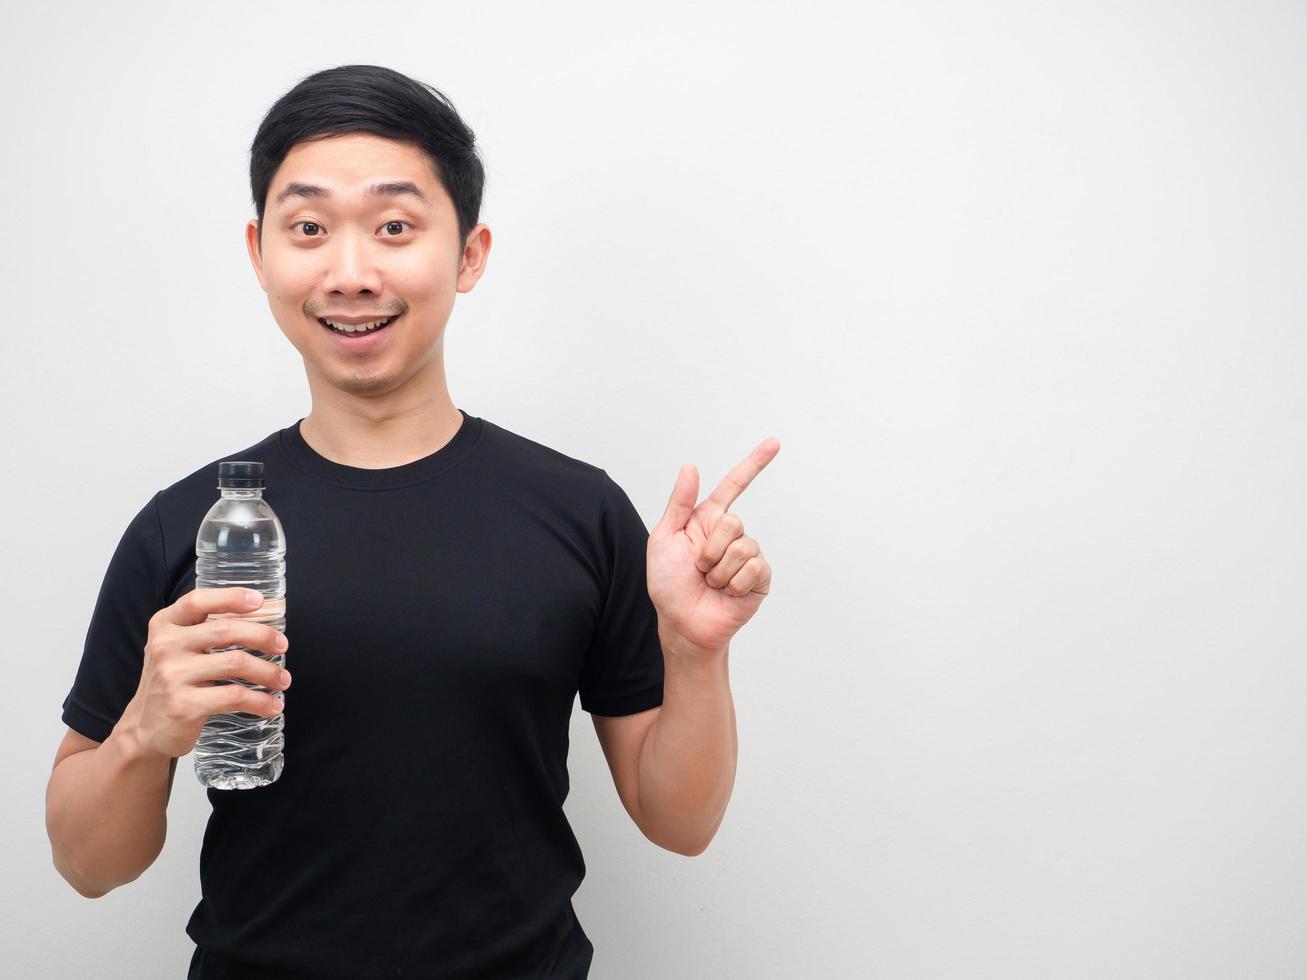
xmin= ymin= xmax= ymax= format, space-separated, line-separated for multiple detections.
xmin=323 ymin=316 xmax=392 ymax=333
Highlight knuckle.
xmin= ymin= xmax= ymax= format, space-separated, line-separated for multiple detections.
xmin=225 ymin=684 xmax=247 ymax=707
xmin=222 ymin=650 xmax=245 ymax=673
xmin=156 ymin=658 xmax=178 ymax=686
xmin=147 ymin=626 xmax=175 ymax=662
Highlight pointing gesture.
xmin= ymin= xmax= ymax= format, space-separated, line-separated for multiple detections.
xmin=647 ymin=438 xmax=780 ymax=655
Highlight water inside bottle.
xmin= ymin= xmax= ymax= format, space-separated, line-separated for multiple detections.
xmin=195 ymin=502 xmax=288 ymax=790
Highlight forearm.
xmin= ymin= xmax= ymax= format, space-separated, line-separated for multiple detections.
xmin=46 ymin=710 xmax=171 ymax=898
xmin=636 ymin=624 xmax=738 ymax=856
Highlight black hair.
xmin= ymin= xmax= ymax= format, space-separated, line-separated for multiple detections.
xmin=249 ymin=64 xmax=485 ymax=251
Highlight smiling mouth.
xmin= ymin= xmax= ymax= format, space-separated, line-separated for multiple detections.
xmin=317 ymin=314 xmax=399 ymax=335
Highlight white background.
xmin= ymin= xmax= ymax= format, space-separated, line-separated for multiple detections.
xmin=6 ymin=1 xmax=1306 ymax=977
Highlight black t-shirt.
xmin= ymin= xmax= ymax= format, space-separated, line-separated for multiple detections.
xmin=60 ymin=409 xmax=665 ymax=979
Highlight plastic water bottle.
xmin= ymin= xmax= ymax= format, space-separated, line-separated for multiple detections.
xmin=193 ymin=460 xmax=288 ymax=789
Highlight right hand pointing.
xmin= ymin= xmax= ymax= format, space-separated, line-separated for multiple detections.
xmin=118 ymin=587 xmax=291 ymax=762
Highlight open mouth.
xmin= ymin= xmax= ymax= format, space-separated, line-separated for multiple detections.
xmin=317 ymin=314 xmax=400 ymax=336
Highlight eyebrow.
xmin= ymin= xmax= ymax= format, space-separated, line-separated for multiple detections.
xmin=272 ymin=180 xmax=430 ymax=208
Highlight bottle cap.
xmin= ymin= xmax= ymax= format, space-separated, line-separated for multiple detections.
xmin=218 ymin=461 xmax=265 ymax=489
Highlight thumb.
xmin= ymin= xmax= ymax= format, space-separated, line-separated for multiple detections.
xmin=654 ymin=463 xmax=698 ymax=537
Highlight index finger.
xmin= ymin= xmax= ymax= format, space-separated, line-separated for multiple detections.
xmin=165 ymin=587 xmax=265 ymax=626
xmin=705 ymin=437 xmax=781 ymax=512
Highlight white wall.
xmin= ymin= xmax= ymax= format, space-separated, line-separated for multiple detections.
xmin=7 ymin=1 xmax=1306 ymax=977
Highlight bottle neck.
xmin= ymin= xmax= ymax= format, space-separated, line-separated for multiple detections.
xmin=219 ymin=488 xmax=264 ymax=499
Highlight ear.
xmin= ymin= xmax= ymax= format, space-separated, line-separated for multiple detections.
xmin=245 ymin=219 xmax=267 ymax=292
xmin=456 ymin=224 xmax=492 ymax=294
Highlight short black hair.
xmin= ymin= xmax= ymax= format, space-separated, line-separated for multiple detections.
xmin=249 ymin=64 xmax=485 ymax=251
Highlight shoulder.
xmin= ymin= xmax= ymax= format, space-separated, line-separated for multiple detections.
xmin=152 ymin=426 xmax=284 ymax=531
xmin=471 ymin=418 xmax=653 ymax=538
xmin=477 ymin=417 xmax=610 ymax=497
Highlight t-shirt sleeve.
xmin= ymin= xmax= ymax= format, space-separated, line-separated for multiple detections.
xmin=61 ymin=492 xmax=169 ymax=743
xmin=578 ymin=472 xmax=666 ymax=716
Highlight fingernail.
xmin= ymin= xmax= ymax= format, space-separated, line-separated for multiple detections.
xmin=245 ymin=590 xmax=263 ymax=606
xmin=280 ymin=670 xmax=292 ymax=687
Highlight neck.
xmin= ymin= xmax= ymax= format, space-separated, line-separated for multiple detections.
xmin=299 ymin=397 xmax=464 ymax=470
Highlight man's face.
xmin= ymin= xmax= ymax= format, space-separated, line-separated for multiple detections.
xmin=245 ymin=132 xmax=488 ymax=398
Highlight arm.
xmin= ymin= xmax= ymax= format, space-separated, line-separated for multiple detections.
xmin=595 ymin=439 xmax=774 ymax=855
xmin=635 ymin=626 xmax=737 ymax=856
xmin=45 ymin=709 xmax=175 ymax=899
xmin=49 ymin=587 xmax=288 ymax=898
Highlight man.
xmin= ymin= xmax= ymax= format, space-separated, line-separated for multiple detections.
xmin=46 ymin=64 xmax=778 ymax=979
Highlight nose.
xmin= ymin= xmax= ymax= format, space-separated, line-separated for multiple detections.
xmin=320 ymin=229 xmax=384 ymax=299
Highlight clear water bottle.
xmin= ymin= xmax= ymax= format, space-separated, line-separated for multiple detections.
xmin=193 ymin=460 xmax=288 ymax=789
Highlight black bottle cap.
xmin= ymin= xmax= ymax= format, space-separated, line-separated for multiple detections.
xmin=218 ymin=461 xmax=265 ymax=489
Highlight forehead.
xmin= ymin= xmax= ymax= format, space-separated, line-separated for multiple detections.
xmin=268 ymin=133 xmax=444 ymax=210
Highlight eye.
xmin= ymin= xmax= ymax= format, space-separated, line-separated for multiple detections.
xmin=382 ymin=220 xmax=411 ymax=237
xmin=292 ymin=221 xmax=323 ymax=237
